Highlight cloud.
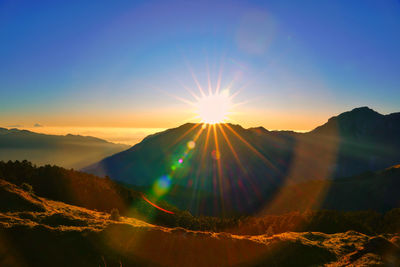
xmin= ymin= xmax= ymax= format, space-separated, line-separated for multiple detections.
xmin=34 ymin=123 xmax=43 ymax=127
xmin=6 ymin=125 xmax=23 ymax=128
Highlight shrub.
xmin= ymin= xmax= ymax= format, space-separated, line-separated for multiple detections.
xmin=110 ymin=208 xmax=120 ymax=221
xmin=21 ymin=182 xmax=34 ymax=194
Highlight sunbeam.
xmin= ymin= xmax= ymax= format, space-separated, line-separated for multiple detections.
xmin=223 ymin=123 xmax=279 ymax=173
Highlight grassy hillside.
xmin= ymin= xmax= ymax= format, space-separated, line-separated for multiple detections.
xmin=1 ymin=178 xmax=400 ymax=267
xmin=0 ymin=160 xmax=239 ymax=231
xmin=1 ymin=160 xmax=400 ymax=237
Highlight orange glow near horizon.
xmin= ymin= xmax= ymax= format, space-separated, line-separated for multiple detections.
xmin=1 ymin=108 xmax=335 ymax=143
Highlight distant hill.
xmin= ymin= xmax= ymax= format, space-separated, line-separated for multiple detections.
xmin=0 ymin=127 xmax=129 ymax=169
xmin=83 ymin=107 xmax=400 ymax=215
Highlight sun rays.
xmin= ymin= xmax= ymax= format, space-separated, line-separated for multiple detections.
xmin=137 ymin=62 xmax=287 ymax=215
xmin=139 ymin=61 xmax=335 ymax=217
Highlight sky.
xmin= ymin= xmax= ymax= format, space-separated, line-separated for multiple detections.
xmin=1 ymin=0 xmax=400 ymax=144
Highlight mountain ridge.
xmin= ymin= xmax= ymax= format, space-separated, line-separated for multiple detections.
xmin=0 ymin=127 xmax=129 ymax=169
xmin=0 ymin=127 xmax=126 ymax=145
xmin=83 ymin=107 xmax=400 ymax=215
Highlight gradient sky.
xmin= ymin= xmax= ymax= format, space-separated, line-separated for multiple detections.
xmin=1 ymin=0 xmax=400 ymax=134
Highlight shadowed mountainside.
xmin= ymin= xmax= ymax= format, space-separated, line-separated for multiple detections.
xmin=83 ymin=107 xmax=400 ymax=215
xmin=309 ymin=107 xmax=400 ymax=177
xmin=1 ymin=178 xmax=399 ymax=267
xmin=0 ymin=128 xmax=129 ymax=169
xmin=258 ymin=165 xmax=400 ymax=215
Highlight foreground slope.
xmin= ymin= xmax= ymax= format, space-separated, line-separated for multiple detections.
xmin=0 ymin=128 xmax=129 ymax=169
xmin=2 ymin=160 xmax=400 ymax=236
xmin=1 ymin=179 xmax=399 ymax=267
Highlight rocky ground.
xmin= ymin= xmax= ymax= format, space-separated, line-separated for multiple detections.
xmin=0 ymin=179 xmax=399 ymax=267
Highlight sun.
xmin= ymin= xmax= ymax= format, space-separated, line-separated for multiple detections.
xmin=195 ymin=90 xmax=232 ymax=124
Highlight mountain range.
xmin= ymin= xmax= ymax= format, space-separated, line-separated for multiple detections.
xmin=0 ymin=128 xmax=129 ymax=169
xmin=83 ymin=107 xmax=400 ymax=215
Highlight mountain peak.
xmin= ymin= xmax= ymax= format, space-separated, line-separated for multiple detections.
xmin=346 ymin=106 xmax=381 ymax=116
xmin=311 ymin=107 xmax=386 ymax=135
xmin=334 ymin=106 xmax=383 ymax=122
xmin=350 ymin=106 xmax=375 ymax=112
xmin=248 ymin=126 xmax=270 ymax=135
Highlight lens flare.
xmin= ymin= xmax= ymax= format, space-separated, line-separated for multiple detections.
xmin=187 ymin=140 xmax=196 ymax=149
xmin=153 ymin=175 xmax=171 ymax=196
xmin=211 ymin=149 xmax=221 ymax=160
xmin=141 ymin=194 xmax=174 ymax=214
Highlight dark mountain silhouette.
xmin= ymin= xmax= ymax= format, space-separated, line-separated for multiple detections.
xmin=309 ymin=107 xmax=400 ymax=177
xmin=0 ymin=128 xmax=129 ymax=169
xmin=83 ymin=107 xmax=400 ymax=215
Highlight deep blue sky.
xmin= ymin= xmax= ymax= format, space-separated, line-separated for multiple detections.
xmin=1 ymin=0 xmax=400 ymax=130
